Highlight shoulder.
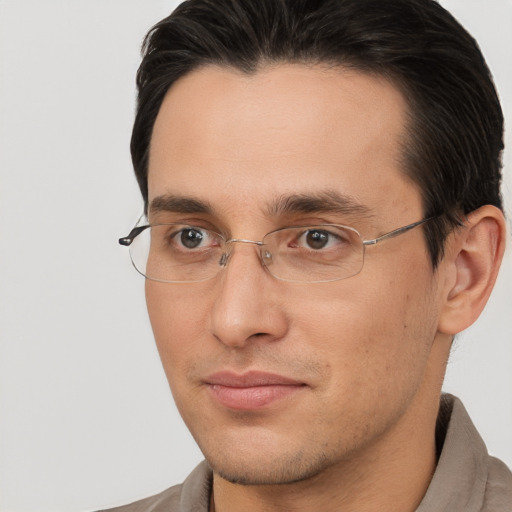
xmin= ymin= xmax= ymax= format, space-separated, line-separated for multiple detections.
xmin=417 ymin=394 xmax=512 ymax=512
xmin=96 ymin=484 xmax=182 ymax=512
xmin=481 ymin=455 xmax=512 ymax=511
xmin=96 ymin=461 xmax=212 ymax=512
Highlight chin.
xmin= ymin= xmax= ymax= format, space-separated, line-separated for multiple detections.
xmin=203 ymin=445 xmax=337 ymax=486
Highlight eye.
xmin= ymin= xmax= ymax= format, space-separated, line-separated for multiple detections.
xmin=296 ymin=228 xmax=344 ymax=250
xmin=302 ymin=230 xmax=329 ymax=250
xmin=179 ymin=228 xmax=206 ymax=249
xmin=168 ymin=226 xmax=220 ymax=251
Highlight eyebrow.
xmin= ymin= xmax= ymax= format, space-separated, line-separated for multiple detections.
xmin=267 ymin=191 xmax=376 ymax=219
xmin=148 ymin=190 xmax=375 ymax=221
xmin=149 ymin=194 xmax=213 ymax=216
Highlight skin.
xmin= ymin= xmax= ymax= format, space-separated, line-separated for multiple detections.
xmin=145 ymin=64 xmax=506 ymax=512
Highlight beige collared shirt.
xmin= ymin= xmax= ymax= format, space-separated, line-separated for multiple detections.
xmin=100 ymin=395 xmax=512 ymax=511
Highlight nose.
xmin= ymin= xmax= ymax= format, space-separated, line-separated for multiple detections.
xmin=209 ymin=242 xmax=288 ymax=348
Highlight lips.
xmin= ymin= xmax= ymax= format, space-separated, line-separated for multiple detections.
xmin=205 ymin=371 xmax=306 ymax=410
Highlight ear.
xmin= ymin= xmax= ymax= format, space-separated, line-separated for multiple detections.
xmin=437 ymin=205 xmax=507 ymax=335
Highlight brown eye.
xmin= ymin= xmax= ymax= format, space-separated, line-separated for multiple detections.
xmin=305 ymin=230 xmax=329 ymax=250
xmin=298 ymin=229 xmax=342 ymax=250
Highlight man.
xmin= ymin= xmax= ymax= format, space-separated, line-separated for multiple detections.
xmin=106 ymin=0 xmax=511 ymax=510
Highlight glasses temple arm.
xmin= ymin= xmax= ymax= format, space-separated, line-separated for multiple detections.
xmin=118 ymin=225 xmax=150 ymax=246
xmin=362 ymin=217 xmax=437 ymax=246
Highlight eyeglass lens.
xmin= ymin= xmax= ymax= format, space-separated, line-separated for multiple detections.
xmin=128 ymin=224 xmax=365 ymax=283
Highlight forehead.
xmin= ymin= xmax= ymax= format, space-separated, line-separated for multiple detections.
xmin=148 ymin=64 xmax=420 ymax=224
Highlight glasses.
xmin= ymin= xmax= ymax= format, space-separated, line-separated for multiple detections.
xmin=119 ymin=217 xmax=435 ymax=283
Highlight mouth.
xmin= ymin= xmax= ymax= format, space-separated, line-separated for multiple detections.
xmin=204 ymin=371 xmax=307 ymax=410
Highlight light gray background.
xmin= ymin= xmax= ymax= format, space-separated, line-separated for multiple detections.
xmin=0 ymin=1 xmax=510 ymax=511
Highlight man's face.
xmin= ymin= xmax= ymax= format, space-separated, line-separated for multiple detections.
xmin=146 ymin=64 xmax=448 ymax=484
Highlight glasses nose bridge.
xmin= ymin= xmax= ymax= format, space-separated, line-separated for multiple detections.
xmin=220 ymin=238 xmax=268 ymax=268
xmin=226 ymin=237 xmax=264 ymax=247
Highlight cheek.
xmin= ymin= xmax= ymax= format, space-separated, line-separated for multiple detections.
xmin=290 ymin=288 xmax=435 ymax=444
xmin=145 ymin=282 xmax=210 ymax=379
xmin=294 ymin=270 xmax=437 ymax=395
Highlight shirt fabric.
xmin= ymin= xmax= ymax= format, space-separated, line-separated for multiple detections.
xmin=99 ymin=394 xmax=512 ymax=511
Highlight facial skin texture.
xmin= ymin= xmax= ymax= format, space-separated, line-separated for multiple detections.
xmin=145 ymin=65 xmax=505 ymax=512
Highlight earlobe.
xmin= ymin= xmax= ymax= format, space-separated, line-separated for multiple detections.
xmin=437 ymin=205 xmax=507 ymax=335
